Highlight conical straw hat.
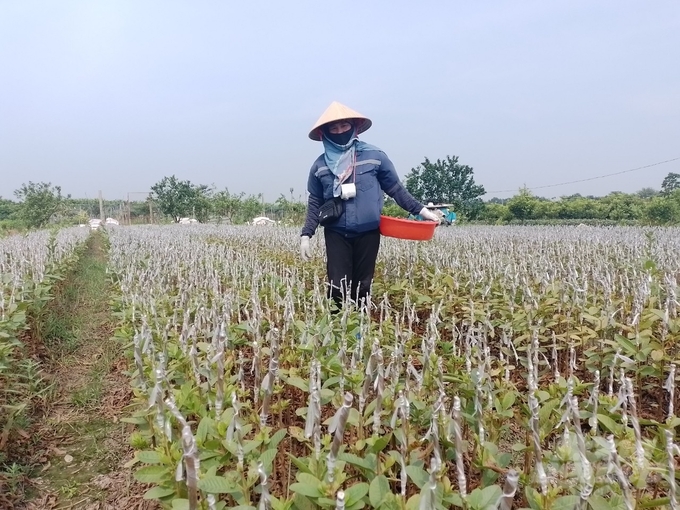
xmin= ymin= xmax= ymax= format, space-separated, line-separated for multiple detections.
xmin=308 ymin=101 xmax=372 ymax=141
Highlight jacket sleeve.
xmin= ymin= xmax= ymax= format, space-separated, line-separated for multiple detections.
xmin=301 ymin=162 xmax=323 ymax=238
xmin=376 ymin=152 xmax=424 ymax=216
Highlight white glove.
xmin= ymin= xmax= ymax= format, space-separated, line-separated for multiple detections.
xmin=300 ymin=236 xmax=312 ymax=261
xmin=419 ymin=207 xmax=441 ymax=223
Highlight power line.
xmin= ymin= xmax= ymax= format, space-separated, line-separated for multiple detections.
xmin=485 ymin=156 xmax=680 ymax=194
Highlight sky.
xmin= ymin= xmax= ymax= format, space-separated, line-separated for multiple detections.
xmin=1 ymin=1 xmax=679 ymax=202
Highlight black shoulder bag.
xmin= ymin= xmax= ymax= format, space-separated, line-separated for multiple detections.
xmin=318 ymin=197 xmax=343 ymax=226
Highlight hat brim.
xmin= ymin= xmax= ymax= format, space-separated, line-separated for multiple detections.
xmin=308 ymin=101 xmax=373 ymax=141
xmin=308 ymin=118 xmax=372 ymax=141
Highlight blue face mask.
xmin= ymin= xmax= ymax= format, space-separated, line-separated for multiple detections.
xmin=323 ymin=125 xmax=355 ymax=146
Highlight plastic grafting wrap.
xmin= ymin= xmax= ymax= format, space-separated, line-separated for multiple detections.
xmin=259 ymin=333 xmax=279 ymax=427
xmin=181 ymin=423 xmax=200 ymax=494
xmin=419 ymin=457 xmax=439 ymax=510
xmin=237 ymin=351 xmax=245 ymax=392
xmin=570 ymin=397 xmax=593 ymax=502
xmin=624 ymin=378 xmax=645 ymax=472
xmin=665 ymin=430 xmax=679 ymax=510
xmin=326 ymin=392 xmax=354 ymax=483
xmin=132 ymin=332 xmax=147 ymax=391
xmin=372 ymin=348 xmax=385 ymax=437
xmin=227 ymin=392 xmax=245 ymax=469
xmin=609 ymin=367 xmax=629 ymax=428
xmin=472 ymin=367 xmax=485 ymax=446
xmin=528 ymin=392 xmax=548 ymax=494
xmin=556 ymin=376 xmax=575 ymax=432
xmin=588 ymin=370 xmax=600 ymax=432
xmin=189 ymin=339 xmax=202 ymax=390
xmin=451 ymin=396 xmax=467 ymax=499
xmin=304 ymin=360 xmax=322 ymax=460
xmin=664 ymin=364 xmax=677 ymax=421
xmin=335 ymin=490 xmax=345 ymax=510
xmin=608 ymin=349 xmax=619 ymax=397
xmin=257 ymin=461 xmax=271 ymax=510
xmin=497 ymin=470 xmax=519 ymax=510
xmin=360 ymin=339 xmax=380 ymax=415
xmin=212 ymin=335 xmax=225 ymax=419
xmin=606 ymin=435 xmax=633 ymax=510
xmin=551 ymin=332 xmax=560 ymax=380
xmin=252 ymin=338 xmax=261 ymax=405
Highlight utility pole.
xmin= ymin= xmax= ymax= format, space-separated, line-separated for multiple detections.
xmin=98 ymin=190 xmax=104 ymax=220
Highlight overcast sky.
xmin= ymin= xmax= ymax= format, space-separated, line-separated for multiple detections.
xmin=1 ymin=1 xmax=678 ymax=202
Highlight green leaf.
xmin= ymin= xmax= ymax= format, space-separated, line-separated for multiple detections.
xmin=613 ymin=334 xmax=636 ymax=356
xmin=172 ymin=500 xmax=190 ymax=510
xmin=136 ymin=450 xmax=162 ymax=464
xmin=369 ymin=475 xmax=390 ymax=507
xmin=525 ymin=486 xmax=542 ymax=510
xmin=293 ymin=494 xmax=317 ymax=510
xmin=596 ymin=414 xmax=620 ymax=433
xmin=296 ymin=472 xmax=322 ymax=486
xmin=344 ymin=483 xmax=369 ymax=506
xmin=198 ymin=475 xmax=239 ymax=494
xmin=406 ymin=494 xmax=421 ymax=510
xmin=143 ymin=486 xmax=175 ymax=500
xmin=368 ymin=433 xmax=392 ymax=454
xmin=289 ymin=482 xmax=322 ymax=499
xmin=288 ymin=454 xmax=311 ymax=474
xmin=501 ymin=391 xmax=516 ymax=410
xmin=243 ymin=439 xmax=264 ymax=454
xmin=589 ymin=495 xmax=614 ymax=510
xmin=318 ymin=498 xmax=338 ymax=507
xmin=134 ymin=466 xmax=169 ymax=484
xmin=285 ymin=376 xmax=310 ymax=392
xmin=552 ymin=496 xmax=580 ymax=510
xmin=338 ymin=452 xmax=374 ymax=471
xmin=269 ymin=428 xmax=287 ymax=449
xmin=466 ymin=485 xmax=502 ymax=510
xmin=197 ymin=416 xmax=213 ymax=445
xmin=259 ymin=448 xmax=278 ymax=472
xmin=406 ymin=465 xmax=429 ymax=489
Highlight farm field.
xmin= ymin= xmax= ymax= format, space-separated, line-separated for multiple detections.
xmin=106 ymin=224 xmax=680 ymax=510
xmin=3 ymin=224 xmax=680 ymax=509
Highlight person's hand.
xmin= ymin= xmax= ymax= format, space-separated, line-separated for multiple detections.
xmin=300 ymin=236 xmax=312 ymax=261
xmin=419 ymin=207 xmax=441 ymax=223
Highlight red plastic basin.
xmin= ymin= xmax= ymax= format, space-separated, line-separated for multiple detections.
xmin=379 ymin=215 xmax=436 ymax=241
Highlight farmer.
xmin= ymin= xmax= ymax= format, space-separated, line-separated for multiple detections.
xmin=299 ymin=101 xmax=440 ymax=308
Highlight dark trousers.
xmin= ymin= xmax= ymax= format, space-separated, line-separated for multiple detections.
xmin=324 ymin=228 xmax=381 ymax=308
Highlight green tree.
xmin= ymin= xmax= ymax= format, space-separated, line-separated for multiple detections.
xmin=0 ymin=198 xmax=20 ymax=221
xmin=645 ymin=196 xmax=679 ymax=225
xmin=636 ymin=187 xmax=658 ymax=199
xmin=479 ymin=202 xmax=511 ymax=223
xmin=506 ymin=187 xmax=538 ymax=222
xmin=14 ymin=182 xmax=64 ymax=228
xmin=274 ymin=191 xmax=306 ymax=225
xmin=237 ymin=194 xmax=265 ymax=224
xmin=404 ymin=155 xmax=485 ymax=219
xmin=661 ymin=172 xmax=680 ymax=195
xmin=150 ymin=176 xmax=212 ymax=223
xmin=381 ymin=197 xmax=409 ymax=219
xmin=212 ymin=188 xmax=244 ymax=224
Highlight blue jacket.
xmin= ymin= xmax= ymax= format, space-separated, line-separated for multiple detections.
xmin=301 ymin=148 xmax=423 ymax=238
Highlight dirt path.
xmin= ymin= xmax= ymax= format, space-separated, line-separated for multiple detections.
xmin=12 ymin=233 xmax=156 ymax=510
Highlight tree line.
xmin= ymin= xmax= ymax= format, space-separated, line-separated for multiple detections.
xmin=1 ymin=160 xmax=679 ymax=232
